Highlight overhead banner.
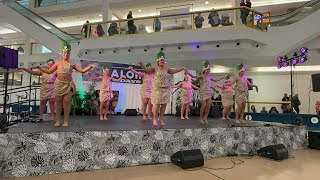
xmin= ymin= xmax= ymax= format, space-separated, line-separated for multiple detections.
xmin=81 ymin=60 xmax=144 ymax=84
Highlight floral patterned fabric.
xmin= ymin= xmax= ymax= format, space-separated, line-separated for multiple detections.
xmin=99 ymin=76 xmax=113 ymax=103
xmin=199 ymin=76 xmax=213 ymax=101
xmin=40 ymin=73 xmax=56 ymax=100
xmin=151 ymin=68 xmax=170 ymax=104
xmin=140 ymin=74 xmax=154 ymax=99
xmin=180 ymin=82 xmax=193 ymax=105
xmin=0 ymin=126 xmax=308 ymax=178
xmin=235 ymin=77 xmax=249 ymax=103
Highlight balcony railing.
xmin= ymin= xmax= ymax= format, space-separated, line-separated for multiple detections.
xmin=81 ymin=7 xmax=265 ymax=39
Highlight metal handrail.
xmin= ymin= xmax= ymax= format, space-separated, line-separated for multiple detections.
xmin=270 ymin=0 xmax=320 ymax=18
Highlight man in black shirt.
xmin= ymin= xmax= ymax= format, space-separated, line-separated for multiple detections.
xmin=292 ymin=94 xmax=301 ymax=114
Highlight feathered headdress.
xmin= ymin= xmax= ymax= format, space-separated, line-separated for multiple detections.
xmin=156 ymin=51 xmax=165 ymax=61
xmin=59 ymin=41 xmax=71 ymax=52
xmin=202 ymin=60 xmax=210 ymax=70
xmin=145 ymin=63 xmax=152 ymax=67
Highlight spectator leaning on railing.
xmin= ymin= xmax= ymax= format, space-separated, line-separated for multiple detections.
xmin=194 ymin=13 xmax=204 ymax=28
xmin=315 ymin=101 xmax=320 ymax=114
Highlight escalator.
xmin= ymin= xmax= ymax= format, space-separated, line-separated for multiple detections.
xmin=270 ymin=0 xmax=320 ymax=26
xmin=0 ymin=0 xmax=78 ymax=53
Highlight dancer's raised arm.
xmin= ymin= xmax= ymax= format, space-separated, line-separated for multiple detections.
xmin=19 ymin=68 xmax=42 ymax=76
xmin=171 ymin=81 xmax=182 ymax=88
xmin=126 ymin=66 xmax=145 ymax=77
xmin=111 ymin=75 xmax=126 ymax=82
xmin=168 ymin=67 xmax=185 ymax=74
xmin=88 ymin=72 xmax=102 ymax=80
xmin=32 ymin=63 xmax=58 ymax=74
xmin=137 ymin=61 xmax=155 ymax=73
xmin=73 ymin=63 xmax=97 ymax=73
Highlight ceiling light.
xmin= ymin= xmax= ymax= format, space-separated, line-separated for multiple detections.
xmin=205 ymin=1 xmax=209 ymax=5
xmin=138 ymin=10 xmax=142 ymax=12
xmin=99 ymin=14 xmax=102 ymax=17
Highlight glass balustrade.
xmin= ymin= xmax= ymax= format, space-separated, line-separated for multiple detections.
xmin=81 ymin=7 xmax=264 ymax=39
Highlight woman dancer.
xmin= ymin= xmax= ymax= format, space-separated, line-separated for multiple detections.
xmin=32 ymin=41 xmax=97 ymax=127
xmin=227 ymin=65 xmax=258 ymax=123
xmin=137 ymin=51 xmax=185 ymax=126
xmin=214 ymin=79 xmax=234 ymax=121
xmin=189 ymin=61 xmax=226 ymax=124
xmin=88 ymin=67 xmax=125 ymax=120
xmin=19 ymin=59 xmax=57 ymax=122
xmin=172 ymin=74 xmax=199 ymax=120
xmin=126 ymin=63 xmax=154 ymax=120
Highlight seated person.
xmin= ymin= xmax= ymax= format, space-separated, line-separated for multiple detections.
xmin=269 ymin=106 xmax=279 ymax=114
xmin=260 ymin=107 xmax=267 ymax=113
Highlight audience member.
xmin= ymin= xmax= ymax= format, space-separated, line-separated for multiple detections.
xmin=250 ymin=105 xmax=256 ymax=113
xmin=154 ymin=17 xmax=161 ymax=32
xmin=260 ymin=107 xmax=267 ymax=113
xmin=240 ymin=0 xmax=246 ymax=24
xmin=315 ymin=101 xmax=320 ymax=114
xmin=194 ymin=13 xmax=204 ymax=28
xmin=96 ymin=24 xmax=105 ymax=37
xmin=127 ymin=11 xmax=137 ymax=34
xmin=81 ymin=20 xmax=91 ymax=38
xmin=108 ymin=22 xmax=119 ymax=36
xmin=208 ymin=9 xmax=220 ymax=27
xmin=292 ymin=94 xmax=301 ymax=114
xmin=269 ymin=107 xmax=279 ymax=114
xmin=281 ymin=93 xmax=290 ymax=112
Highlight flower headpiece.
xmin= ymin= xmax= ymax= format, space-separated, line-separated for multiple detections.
xmin=156 ymin=51 xmax=165 ymax=61
xmin=235 ymin=63 xmax=246 ymax=72
xmin=202 ymin=60 xmax=210 ymax=70
xmin=59 ymin=41 xmax=71 ymax=52
xmin=145 ymin=63 xmax=152 ymax=67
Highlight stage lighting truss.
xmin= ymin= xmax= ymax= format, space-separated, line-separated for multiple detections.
xmin=276 ymin=47 xmax=308 ymax=69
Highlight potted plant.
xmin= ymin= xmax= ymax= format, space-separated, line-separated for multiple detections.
xmin=83 ymin=82 xmax=98 ymax=115
xmin=72 ymin=90 xmax=84 ymax=115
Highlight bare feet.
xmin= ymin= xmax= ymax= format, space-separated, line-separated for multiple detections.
xmin=235 ymin=119 xmax=241 ymax=124
xmin=103 ymin=116 xmax=108 ymax=120
xmin=240 ymin=120 xmax=246 ymax=123
xmin=185 ymin=117 xmax=189 ymax=119
xmin=143 ymin=116 xmax=147 ymax=120
xmin=203 ymin=118 xmax=209 ymax=124
xmin=200 ymin=118 xmax=205 ymax=124
xmin=54 ymin=122 xmax=60 ymax=127
xmin=62 ymin=122 xmax=68 ymax=127
xmin=181 ymin=116 xmax=185 ymax=120
xmin=148 ymin=116 xmax=152 ymax=120
xmin=160 ymin=121 xmax=165 ymax=126
xmin=153 ymin=119 xmax=158 ymax=126
xmin=222 ymin=117 xmax=226 ymax=121
xmin=100 ymin=115 xmax=103 ymax=121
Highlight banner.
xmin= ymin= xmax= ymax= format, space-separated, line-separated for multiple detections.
xmin=81 ymin=60 xmax=144 ymax=84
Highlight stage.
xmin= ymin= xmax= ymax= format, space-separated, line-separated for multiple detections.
xmin=0 ymin=115 xmax=308 ymax=178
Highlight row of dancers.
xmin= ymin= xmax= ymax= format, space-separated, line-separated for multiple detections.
xmin=19 ymin=41 xmax=258 ymax=127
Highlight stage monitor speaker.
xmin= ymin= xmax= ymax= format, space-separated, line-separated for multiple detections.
xmin=0 ymin=114 xmax=8 ymax=133
xmin=0 ymin=46 xmax=18 ymax=68
xmin=247 ymin=78 xmax=253 ymax=90
xmin=124 ymin=109 xmax=138 ymax=116
xmin=308 ymin=131 xmax=320 ymax=150
xmin=171 ymin=149 xmax=204 ymax=169
xmin=311 ymin=73 xmax=320 ymax=92
xmin=257 ymin=144 xmax=288 ymax=160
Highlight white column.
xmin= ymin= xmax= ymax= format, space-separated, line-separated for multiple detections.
xmin=25 ymin=35 xmax=32 ymax=57
xmin=230 ymin=0 xmax=241 ymax=25
xmin=28 ymin=0 xmax=36 ymax=9
xmin=102 ymin=0 xmax=112 ymax=35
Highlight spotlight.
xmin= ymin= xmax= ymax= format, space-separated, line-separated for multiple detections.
xmin=299 ymin=47 xmax=308 ymax=54
xmin=236 ymin=42 xmax=240 ymax=46
xmin=178 ymin=46 xmax=181 ymax=49
xmin=161 ymin=48 xmax=164 ymax=51
xmin=196 ymin=45 xmax=200 ymax=48
xmin=144 ymin=48 xmax=147 ymax=52
xmin=216 ymin=44 xmax=220 ymax=48
xmin=85 ymin=51 xmax=88 ymax=54
xmin=113 ymin=49 xmax=116 ymax=53
xmin=256 ymin=44 xmax=259 ymax=48
xmin=99 ymin=51 xmax=102 ymax=54
xmin=276 ymin=56 xmax=282 ymax=62
xmin=40 ymin=63 xmax=42 ymax=65
xmin=128 ymin=49 xmax=131 ymax=52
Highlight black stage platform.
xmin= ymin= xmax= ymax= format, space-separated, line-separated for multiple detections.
xmin=7 ymin=115 xmax=293 ymax=133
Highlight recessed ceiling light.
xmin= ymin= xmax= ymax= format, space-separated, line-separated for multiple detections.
xmin=205 ymin=1 xmax=209 ymax=5
xmin=99 ymin=14 xmax=102 ymax=17
xmin=138 ymin=10 xmax=142 ymax=12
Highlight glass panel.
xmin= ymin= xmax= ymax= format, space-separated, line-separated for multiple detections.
xmin=31 ymin=43 xmax=52 ymax=54
xmin=31 ymin=74 xmax=42 ymax=85
xmin=0 ymin=72 xmax=23 ymax=86
xmin=4 ymin=1 xmax=78 ymax=42
xmin=35 ymin=0 xmax=84 ymax=7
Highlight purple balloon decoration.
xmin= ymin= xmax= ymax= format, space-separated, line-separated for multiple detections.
xmin=283 ymin=61 xmax=288 ymax=67
xmin=277 ymin=64 xmax=282 ymax=69
xmin=292 ymin=58 xmax=298 ymax=65
xmin=299 ymin=47 xmax=308 ymax=54
xmin=299 ymin=56 xmax=306 ymax=63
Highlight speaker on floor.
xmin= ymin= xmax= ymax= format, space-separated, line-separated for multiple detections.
xmin=257 ymin=144 xmax=288 ymax=160
xmin=171 ymin=149 xmax=204 ymax=169
xmin=0 ymin=114 xmax=8 ymax=133
xmin=311 ymin=73 xmax=320 ymax=92
xmin=124 ymin=109 xmax=138 ymax=116
xmin=308 ymin=131 xmax=320 ymax=150
xmin=247 ymin=78 xmax=253 ymax=90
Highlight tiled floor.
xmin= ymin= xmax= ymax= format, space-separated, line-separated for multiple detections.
xmin=4 ymin=149 xmax=320 ymax=180
xmin=7 ymin=115 xmax=291 ymax=133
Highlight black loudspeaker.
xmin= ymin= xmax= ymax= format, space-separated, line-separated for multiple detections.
xmin=311 ymin=73 xmax=320 ymax=92
xmin=247 ymin=78 xmax=253 ymax=90
xmin=171 ymin=149 xmax=204 ymax=169
xmin=0 ymin=114 xmax=8 ymax=133
xmin=0 ymin=46 xmax=18 ymax=68
xmin=124 ymin=109 xmax=138 ymax=116
xmin=308 ymin=131 xmax=320 ymax=150
xmin=257 ymin=144 xmax=288 ymax=160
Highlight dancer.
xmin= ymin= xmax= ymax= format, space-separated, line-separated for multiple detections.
xmin=87 ymin=67 xmax=125 ymax=120
xmin=19 ymin=59 xmax=57 ymax=122
xmin=227 ymin=64 xmax=258 ymax=123
xmin=172 ymin=73 xmax=199 ymax=120
xmin=188 ymin=61 xmax=226 ymax=124
xmin=214 ymin=79 xmax=234 ymax=121
xmin=32 ymin=41 xmax=97 ymax=127
xmin=126 ymin=64 xmax=154 ymax=120
xmin=137 ymin=51 xmax=185 ymax=126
